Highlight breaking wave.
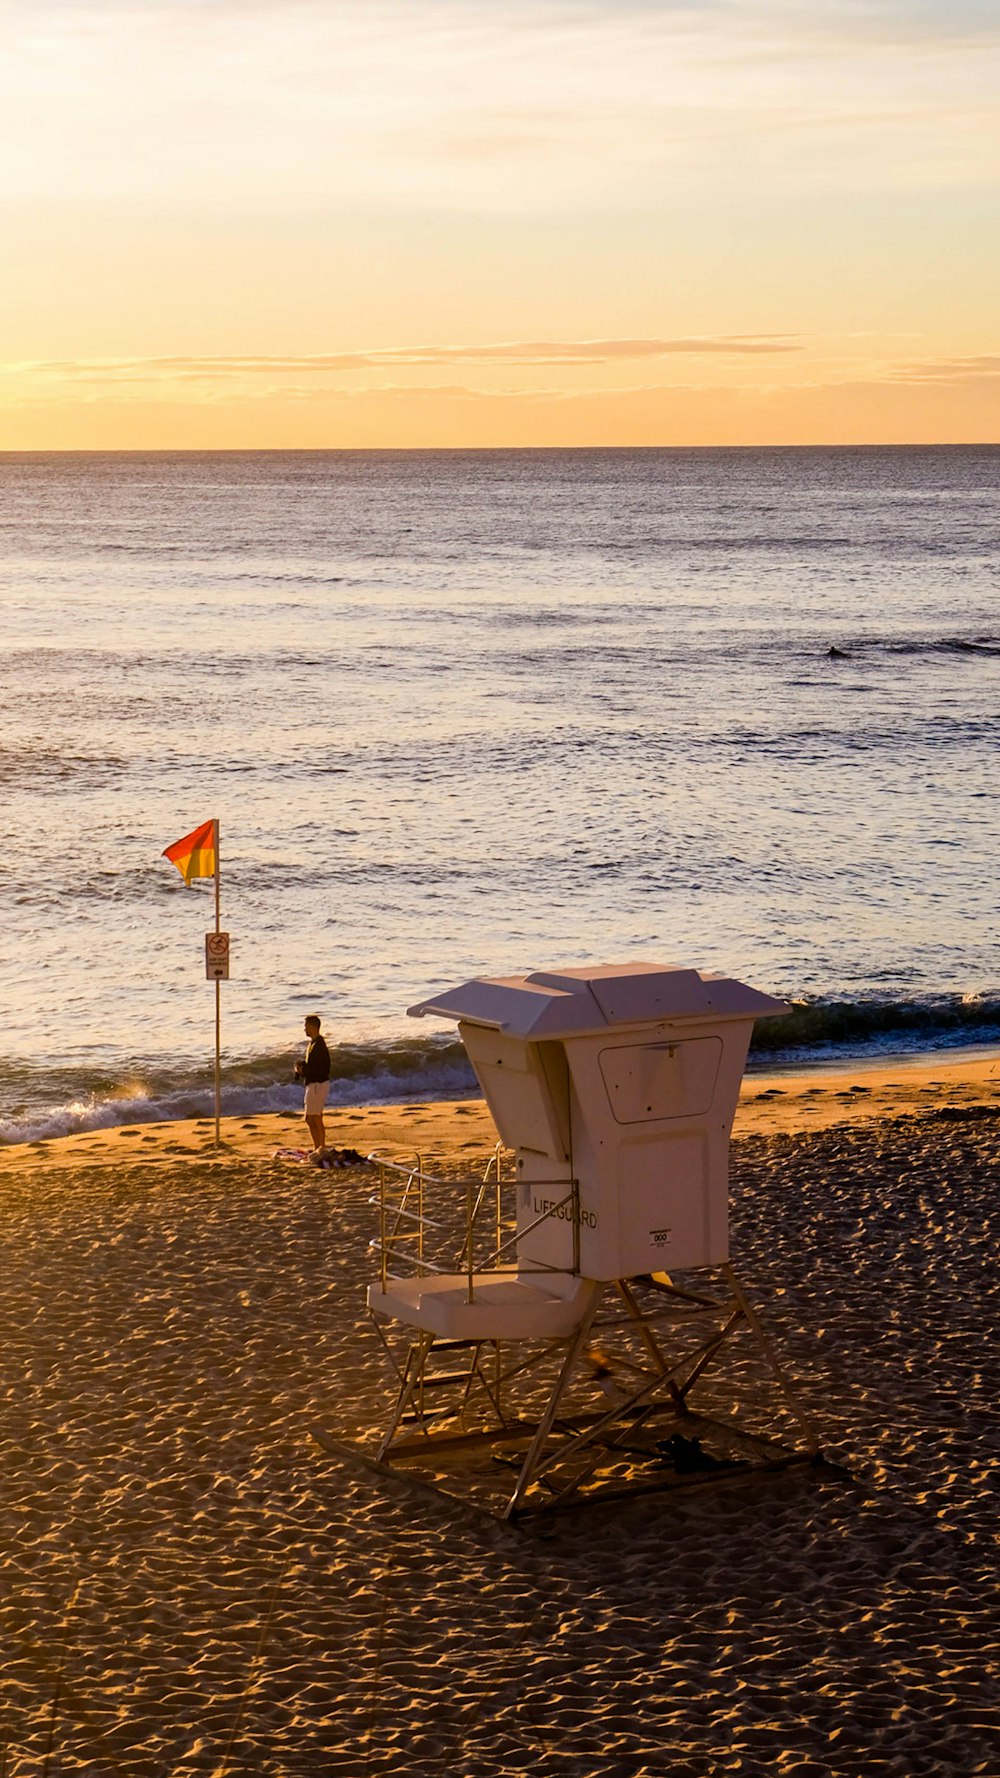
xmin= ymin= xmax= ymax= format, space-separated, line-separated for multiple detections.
xmin=748 ymin=992 xmax=1000 ymax=1066
xmin=0 ymin=1035 xmax=475 ymax=1146
xmin=3 ymin=997 xmax=999 ymax=1146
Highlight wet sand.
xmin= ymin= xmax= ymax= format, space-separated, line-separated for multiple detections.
xmin=0 ymin=1063 xmax=997 ymax=1772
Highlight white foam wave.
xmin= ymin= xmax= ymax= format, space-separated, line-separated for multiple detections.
xmin=0 ymin=1061 xmax=478 ymax=1146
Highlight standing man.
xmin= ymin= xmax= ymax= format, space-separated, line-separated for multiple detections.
xmin=296 ymin=1013 xmax=331 ymax=1155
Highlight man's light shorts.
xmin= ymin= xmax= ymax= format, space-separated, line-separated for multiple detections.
xmin=304 ymin=1081 xmax=329 ymax=1116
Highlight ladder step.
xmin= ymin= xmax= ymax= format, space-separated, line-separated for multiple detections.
xmin=411 ymin=1370 xmax=477 ymax=1388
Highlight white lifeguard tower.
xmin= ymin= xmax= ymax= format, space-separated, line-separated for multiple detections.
xmin=359 ymin=962 xmax=819 ymax=1517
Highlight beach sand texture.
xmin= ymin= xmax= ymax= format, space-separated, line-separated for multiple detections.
xmin=0 ymin=1072 xmax=997 ymax=1774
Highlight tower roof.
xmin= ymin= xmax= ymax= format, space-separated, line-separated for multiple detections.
xmin=408 ymin=962 xmax=788 ymax=1039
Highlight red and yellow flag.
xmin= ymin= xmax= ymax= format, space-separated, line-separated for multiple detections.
xmin=163 ymin=819 xmax=217 ymax=886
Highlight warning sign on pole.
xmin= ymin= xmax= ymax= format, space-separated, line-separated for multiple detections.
xmin=205 ymin=931 xmax=231 ymax=980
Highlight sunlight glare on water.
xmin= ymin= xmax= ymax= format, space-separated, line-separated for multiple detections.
xmin=1 ymin=445 xmax=998 ymax=1133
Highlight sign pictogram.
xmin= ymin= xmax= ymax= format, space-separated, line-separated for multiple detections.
xmin=205 ymin=931 xmax=231 ymax=980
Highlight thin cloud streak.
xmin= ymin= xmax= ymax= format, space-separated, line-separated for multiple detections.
xmin=13 ymin=337 xmax=802 ymax=382
xmin=10 ymin=355 xmax=1000 ymax=411
xmin=889 ymin=354 xmax=1000 ymax=383
xmin=21 ymin=2 xmax=1000 ymax=47
xmin=3 ymin=0 xmax=997 ymax=216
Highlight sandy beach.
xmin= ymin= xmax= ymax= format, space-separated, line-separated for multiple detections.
xmin=1 ymin=1058 xmax=997 ymax=1773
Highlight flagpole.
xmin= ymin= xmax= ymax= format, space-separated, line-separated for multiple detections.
xmin=214 ymin=817 xmax=221 ymax=1147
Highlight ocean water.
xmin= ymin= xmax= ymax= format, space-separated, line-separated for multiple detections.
xmin=1 ymin=445 xmax=998 ymax=1140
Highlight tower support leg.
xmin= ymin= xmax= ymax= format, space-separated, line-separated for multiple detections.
xmin=503 ymin=1282 xmax=603 ymax=1518
xmin=376 ymin=1330 xmax=435 ymax=1459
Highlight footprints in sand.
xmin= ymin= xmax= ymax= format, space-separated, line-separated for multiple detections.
xmin=761 ymin=1083 xmax=871 ymax=1101
xmin=0 ymin=1117 xmax=995 ymax=1773
xmin=739 ymin=1077 xmax=911 ymax=1137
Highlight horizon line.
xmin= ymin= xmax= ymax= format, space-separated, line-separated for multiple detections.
xmin=1 ymin=439 xmax=998 ymax=457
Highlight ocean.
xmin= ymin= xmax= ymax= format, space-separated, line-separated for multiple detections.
xmin=1 ymin=445 xmax=998 ymax=1142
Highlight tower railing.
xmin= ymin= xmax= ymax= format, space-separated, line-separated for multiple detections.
xmin=367 ymin=1145 xmax=581 ymax=1304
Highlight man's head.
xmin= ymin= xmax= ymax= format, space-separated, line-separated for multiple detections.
xmin=304 ymin=1014 xmax=322 ymax=1037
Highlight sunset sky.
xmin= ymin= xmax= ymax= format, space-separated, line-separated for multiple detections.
xmin=2 ymin=0 xmax=998 ymax=448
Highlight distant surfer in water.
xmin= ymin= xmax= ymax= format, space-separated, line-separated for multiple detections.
xmin=295 ymin=1014 xmax=331 ymax=1155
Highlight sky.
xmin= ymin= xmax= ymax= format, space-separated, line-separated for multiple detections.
xmin=1 ymin=0 xmax=998 ymax=448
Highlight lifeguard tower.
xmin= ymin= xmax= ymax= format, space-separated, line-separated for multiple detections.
xmin=360 ymin=962 xmax=819 ymax=1517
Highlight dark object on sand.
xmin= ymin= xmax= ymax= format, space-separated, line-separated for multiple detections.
xmin=656 ymin=1434 xmax=743 ymax=1474
xmin=927 ymin=1104 xmax=1000 ymax=1123
xmin=273 ymin=1146 xmax=369 ymax=1168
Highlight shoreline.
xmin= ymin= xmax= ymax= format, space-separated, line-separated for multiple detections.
xmin=4 ymin=1049 xmax=998 ymax=1173
xmin=5 ymin=1030 xmax=999 ymax=1149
